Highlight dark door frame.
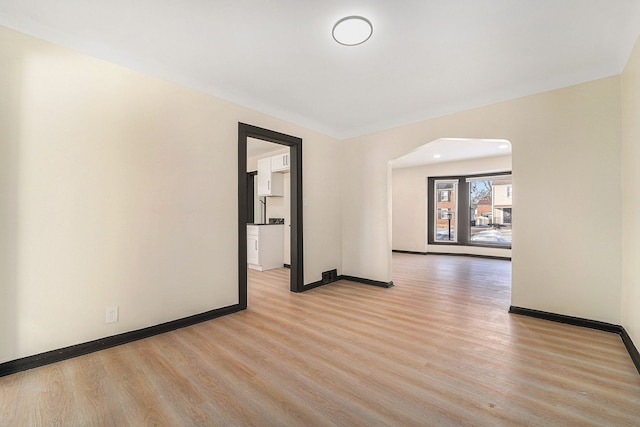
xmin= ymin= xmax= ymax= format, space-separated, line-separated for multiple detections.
xmin=238 ymin=123 xmax=304 ymax=308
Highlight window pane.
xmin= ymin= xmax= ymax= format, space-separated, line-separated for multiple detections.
xmin=435 ymin=181 xmax=457 ymax=241
xmin=469 ymin=176 xmax=512 ymax=245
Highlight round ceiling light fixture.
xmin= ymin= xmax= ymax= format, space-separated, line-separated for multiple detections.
xmin=332 ymin=16 xmax=373 ymax=46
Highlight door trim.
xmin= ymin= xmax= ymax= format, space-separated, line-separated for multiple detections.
xmin=238 ymin=123 xmax=304 ymax=306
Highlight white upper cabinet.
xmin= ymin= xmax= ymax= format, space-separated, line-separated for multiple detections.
xmin=257 ymin=157 xmax=284 ymax=196
xmin=270 ymin=152 xmax=290 ymax=172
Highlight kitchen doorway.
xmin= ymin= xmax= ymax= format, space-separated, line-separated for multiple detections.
xmin=237 ymin=123 xmax=304 ymax=308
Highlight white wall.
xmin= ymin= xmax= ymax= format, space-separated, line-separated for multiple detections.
xmin=342 ymin=76 xmax=622 ymax=324
xmin=0 ymin=26 xmax=342 ymax=363
xmin=392 ymin=155 xmax=512 ymax=257
xmin=263 ymin=170 xmax=291 ymax=265
xmin=622 ymin=35 xmax=640 ymax=345
xmin=267 ymin=173 xmax=291 ymax=265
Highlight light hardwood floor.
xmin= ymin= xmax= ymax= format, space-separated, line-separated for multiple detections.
xmin=1 ymin=253 xmax=639 ymax=426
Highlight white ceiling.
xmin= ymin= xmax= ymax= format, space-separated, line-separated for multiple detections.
xmin=391 ymin=138 xmax=511 ymax=169
xmin=1 ymin=1 xmax=639 ymax=139
xmin=247 ymin=137 xmax=287 ymax=159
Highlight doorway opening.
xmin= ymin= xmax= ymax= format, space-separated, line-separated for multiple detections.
xmin=238 ymin=123 xmax=304 ymax=308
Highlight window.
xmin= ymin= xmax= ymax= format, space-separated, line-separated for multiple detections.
xmin=438 ymin=208 xmax=451 ymax=220
xmin=468 ymin=175 xmax=512 ymax=246
xmin=502 ymin=208 xmax=512 ymax=224
xmin=428 ymin=173 xmax=512 ymax=248
xmin=434 ymin=180 xmax=458 ymax=242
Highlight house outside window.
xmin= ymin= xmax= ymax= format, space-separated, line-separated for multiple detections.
xmin=434 ymin=180 xmax=458 ymax=242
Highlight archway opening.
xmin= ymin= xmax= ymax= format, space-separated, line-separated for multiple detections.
xmin=390 ymin=137 xmax=512 ymax=258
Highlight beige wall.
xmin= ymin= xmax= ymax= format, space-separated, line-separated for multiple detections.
xmin=342 ymin=76 xmax=622 ymax=324
xmin=622 ymin=36 xmax=640 ymax=345
xmin=1 ymin=22 xmax=636 ymax=365
xmin=392 ymin=155 xmax=512 ymax=257
xmin=0 ymin=26 xmax=342 ymax=363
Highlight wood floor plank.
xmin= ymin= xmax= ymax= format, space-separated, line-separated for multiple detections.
xmin=1 ymin=253 xmax=639 ymax=426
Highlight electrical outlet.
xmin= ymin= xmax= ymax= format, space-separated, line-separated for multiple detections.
xmin=106 ymin=306 xmax=119 ymax=324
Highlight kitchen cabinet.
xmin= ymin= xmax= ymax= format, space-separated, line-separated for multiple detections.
xmin=247 ymin=233 xmax=259 ymax=265
xmin=247 ymin=224 xmax=284 ymax=271
xmin=270 ymin=152 xmax=290 ymax=172
xmin=257 ymin=157 xmax=284 ymax=196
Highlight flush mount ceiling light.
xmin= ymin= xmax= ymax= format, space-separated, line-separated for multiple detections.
xmin=332 ymin=16 xmax=373 ymax=46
